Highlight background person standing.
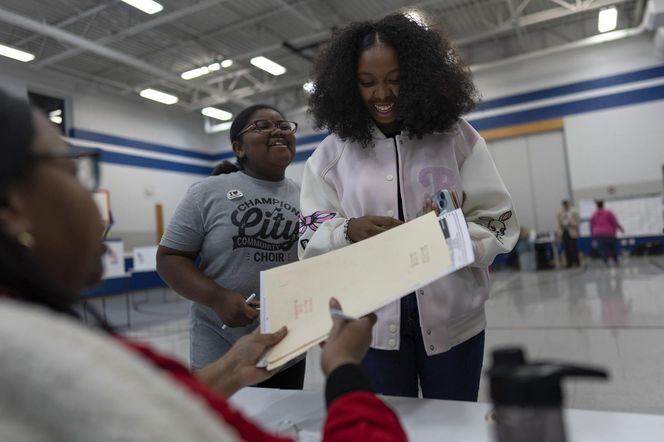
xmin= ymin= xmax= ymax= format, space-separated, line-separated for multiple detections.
xmin=590 ymin=200 xmax=624 ymax=265
xmin=557 ymin=200 xmax=580 ymax=267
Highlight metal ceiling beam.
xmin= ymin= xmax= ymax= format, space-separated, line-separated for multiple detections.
xmin=186 ymin=0 xmax=458 ymax=108
xmin=52 ymin=64 xmax=133 ymax=93
xmin=470 ymin=22 xmax=646 ymax=72
xmin=221 ymin=29 xmax=331 ymax=66
xmin=116 ymin=0 xmax=319 ymax=70
xmin=315 ymin=0 xmax=349 ymax=26
xmin=508 ymin=0 xmax=533 ymax=48
xmin=273 ymin=0 xmax=324 ymax=30
xmin=549 ymin=0 xmax=578 ymax=11
xmin=51 ymin=65 xmax=201 ymax=110
xmin=163 ymin=29 xmax=327 ymax=108
xmin=455 ymin=0 xmax=630 ymax=46
xmin=34 ymin=0 xmax=229 ymax=68
xmin=190 ymin=75 xmax=310 ymax=110
xmin=116 ymin=0 xmax=432 ymax=107
xmin=205 ymin=68 xmax=253 ymax=86
xmin=282 ymin=41 xmax=316 ymax=62
xmin=130 ymin=66 xmax=252 ymax=94
xmin=0 ymin=6 xmax=250 ymax=107
xmin=631 ymin=0 xmax=647 ymax=26
xmin=96 ymin=0 xmax=319 ymax=95
xmin=10 ymin=1 xmax=117 ymax=49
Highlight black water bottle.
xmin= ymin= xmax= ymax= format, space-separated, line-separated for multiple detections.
xmin=488 ymin=348 xmax=608 ymax=442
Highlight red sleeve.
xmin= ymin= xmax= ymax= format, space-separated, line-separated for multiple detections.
xmin=115 ymin=338 xmax=407 ymax=442
xmin=115 ymin=337 xmax=291 ymax=442
xmin=323 ymin=392 xmax=408 ymax=442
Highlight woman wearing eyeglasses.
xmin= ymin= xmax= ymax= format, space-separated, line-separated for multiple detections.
xmin=157 ymin=105 xmax=306 ymax=389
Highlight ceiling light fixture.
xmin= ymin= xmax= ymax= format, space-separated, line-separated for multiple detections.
xmin=598 ymin=7 xmax=618 ymax=33
xmin=221 ymin=59 xmax=233 ymax=68
xmin=0 ymin=43 xmax=35 ymax=62
xmin=139 ymin=88 xmax=178 ymax=105
xmin=213 ymin=121 xmax=233 ymax=132
xmin=120 ymin=0 xmax=163 ymax=14
xmin=250 ymin=56 xmax=286 ymax=76
xmin=303 ymin=81 xmax=315 ymax=93
xmin=201 ymin=107 xmax=233 ymax=121
xmin=49 ymin=109 xmax=63 ymax=125
xmin=181 ymin=62 xmax=221 ymax=80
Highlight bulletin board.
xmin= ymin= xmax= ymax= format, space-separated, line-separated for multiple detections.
xmin=579 ymin=195 xmax=663 ymax=237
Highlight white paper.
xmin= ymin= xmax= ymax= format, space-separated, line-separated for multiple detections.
xmin=132 ymin=246 xmax=158 ymax=272
xmin=438 ymin=209 xmax=474 ymax=271
xmin=102 ymin=240 xmax=125 ymax=279
xmin=259 ymin=209 xmax=474 ymax=370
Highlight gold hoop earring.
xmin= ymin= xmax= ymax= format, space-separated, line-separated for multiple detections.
xmin=17 ymin=231 xmax=36 ymax=249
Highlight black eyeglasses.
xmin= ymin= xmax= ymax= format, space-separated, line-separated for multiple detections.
xmin=238 ymin=120 xmax=298 ymax=136
xmin=33 ymin=149 xmax=101 ymax=192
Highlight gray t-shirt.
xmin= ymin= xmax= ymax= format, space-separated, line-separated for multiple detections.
xmin=160 ymin=171 xmax=300 ymax=354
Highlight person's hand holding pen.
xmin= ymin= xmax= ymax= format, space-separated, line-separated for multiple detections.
xmin=221 ymin=293 xmax=258 ymax=329
xmin=209 ymin=290 xmax=259 ymax=328
xmin=320 ymin=298 xmax=377 ymax=376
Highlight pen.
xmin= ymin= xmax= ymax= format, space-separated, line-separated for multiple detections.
xmin=221 ymin=293 xmax=257 ymax=329
xmin=329 ymin=308 xmax=357 ymax=321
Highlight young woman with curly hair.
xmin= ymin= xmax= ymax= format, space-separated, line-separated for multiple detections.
xmin=299 ymin=12 xmax=519 ymax=400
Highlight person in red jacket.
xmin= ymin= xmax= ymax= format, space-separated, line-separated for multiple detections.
xmin=0 ymin=89 xmax=407 ymax=441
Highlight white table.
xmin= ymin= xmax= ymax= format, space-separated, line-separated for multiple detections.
xmin=230 ymin=387 xmax=664 ymax=441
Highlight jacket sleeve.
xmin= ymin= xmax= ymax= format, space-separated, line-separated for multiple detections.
xmin=298 ymin=158 xmax=350 ymax=259
xmin=322 ymin=365 xmax=407 ymax=442
xmin=323 ymin=392 xmax=408 ymax=442
xmin=460 ymin=137 xmax=519 ymax=267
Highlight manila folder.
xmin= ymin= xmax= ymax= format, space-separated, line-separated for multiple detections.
xmin=259 ymin=211 xmax=452 ymax=370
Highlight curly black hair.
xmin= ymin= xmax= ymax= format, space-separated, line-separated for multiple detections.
xmin=309 ymin=12 xmax=479 ymax=146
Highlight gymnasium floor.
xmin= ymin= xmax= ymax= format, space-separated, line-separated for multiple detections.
xmin=86 ymin=256 xmax=664 ymax=414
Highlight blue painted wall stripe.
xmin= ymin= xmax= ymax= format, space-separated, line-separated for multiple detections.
xmin=100 ymin=150 xmax=212 ymax=175
xmin=69 ymin=128 xmax=324 ymax=163
xmin=294 ymin=149 xmax=317 ymax=163
xmin=297 ymin=132 xmax=328 ymax=145
xmin=470 ymin=84 xmax=664 ymax=131
xmin=70 ymin=128 xmax=220 ymax=161
xmin=83 ymin=84 xmax=664 ymax=173
xmin=474 ymin=65 xmax=664 ymax=111
xmin=69 ymin=65 xmax=664 ymax=165
xmin=215 ymin=151 xmax=236 ymax=161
